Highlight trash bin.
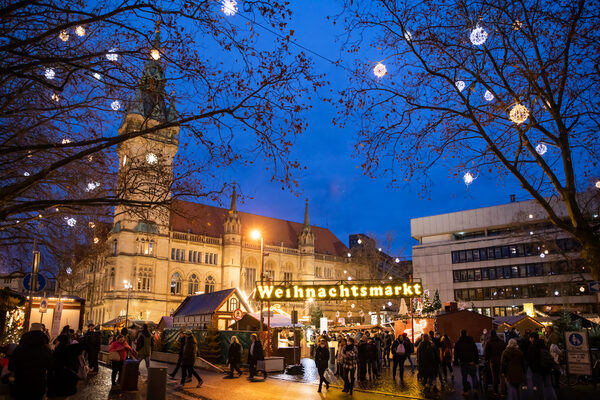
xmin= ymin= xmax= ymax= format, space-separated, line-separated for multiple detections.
xmin=121 ymin=359 xmax=140 ymax=391
xmin=147 ymin=366 xmax=167 ymax=400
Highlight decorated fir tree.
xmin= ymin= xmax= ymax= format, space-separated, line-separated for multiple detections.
xmin=310 ymin=305 xmax=324 ymax=327
xmin=199 ymin=329 xmax=222 ymax=363
xmin=432 ymin=290 xmax=442 ymax=312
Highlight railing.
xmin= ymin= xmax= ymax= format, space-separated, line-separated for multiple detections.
xmin=170 ymin=231 xmax=222 ymax=245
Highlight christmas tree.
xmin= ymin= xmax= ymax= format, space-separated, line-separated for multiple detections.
xmin=432 ymin=290 xmax=442 ymax=312
xmin=199 ymin=329 xmax=222 ymax=363
xmin=421 ymin=291 xmax=433 ymax=314
xmin=310 ymin=305 xmax=324 ymax=327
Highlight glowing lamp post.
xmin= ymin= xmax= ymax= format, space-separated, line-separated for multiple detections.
xmin=251 ymin=229 xmax=271 ymax=356
xmin=123 ymin=280 xmax=132 ymax=329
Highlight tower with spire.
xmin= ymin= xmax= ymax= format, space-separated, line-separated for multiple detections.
xmin=222 ymin=183 xmax=242 ymax=288
xmin=298 ymin=199 xmax=316 ymax=280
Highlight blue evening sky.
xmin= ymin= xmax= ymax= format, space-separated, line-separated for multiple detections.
xmin=211 ymin=0 xmax=527 ymax=258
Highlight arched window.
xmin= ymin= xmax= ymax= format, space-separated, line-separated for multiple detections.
xmin=243 ymin=257 xmax=257 ymax=292
xmin=109 ymin=267 xmax=115 ymax=289
xmin=113 ymin=239 xmax=118 ymax=256
xmin=188 ymin=273 xmax=199 ymax=294
xmin=136 ymin=267 xmax=152 ymax=292
xmin=170 ymin=272 xmax=182 ymax=295
xmin=228 ymin=297 xmax=238 ymax=312
xmin=205 ymin=275 xmax=215 ymax=294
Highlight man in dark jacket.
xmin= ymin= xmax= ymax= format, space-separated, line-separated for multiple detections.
xmin=315 ymin=338 xmax=330 ymax=392
xmin=169 ymin=330 xmax=187 ymax=379
xmin=227 ymin=336 xmax=243 ymax=378
xmin=366 ymin=337 xmax=379 ymax=379
xmin=83 ymin=324 xmax=101 ymax=373
xmin=384 ymin=332 xmax=393 ymax=367
xmin=391 ymin=333 xmax=411 ymax=383
xmin=484 ymin=329 xmax=506 ymax=394
xmin=9 ymin=323 xmax=53 ymax=400
xmin=357 ymin=336 xmax=368 ymax=380
xmin=454 ymin=329 xmax=479 ymax=395
xmin=526 ymin=333 xmax=557 ymax=400
xmin=248 ymin=333 xmax=265 ymax=380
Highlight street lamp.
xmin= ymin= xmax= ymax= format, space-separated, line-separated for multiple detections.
xmin=123 ymin=280 xmax=132 ymax=329
xmin=251 ymin=229 xmax=271 ymax=357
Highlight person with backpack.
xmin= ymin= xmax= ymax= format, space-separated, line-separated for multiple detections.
xmin=526 ymin=332 xmax=557 ymax=400
xmin=391 ymin=333 xmax=411 ymax=383
xmin=454 ymin=329 xmax=479 ymax=396
xmin=136 ymin=324 xmax=153 ymax=373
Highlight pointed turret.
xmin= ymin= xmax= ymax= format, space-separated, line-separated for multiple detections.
xmin=230 ymin=183 xmax=237 ymax=212
xmin=224 ymin=182 xmax=240 ymax=234
xmin=298 ymin=198 xmax=314 ymax=247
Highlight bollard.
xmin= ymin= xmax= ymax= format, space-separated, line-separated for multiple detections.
xmin=147 ymin=366 xmax=167 ymax=400
xmin=121 ymin=359 xmax=140 ymax=391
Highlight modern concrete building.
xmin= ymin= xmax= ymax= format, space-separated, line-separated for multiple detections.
xmin=411 ymin=198 xmax=598 ymax=317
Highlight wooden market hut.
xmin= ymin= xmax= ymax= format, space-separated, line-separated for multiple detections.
xmin=435 ymin=310 xmax=493 ymax=342
xmin=493 ymin=315 xmax=543 ymax=334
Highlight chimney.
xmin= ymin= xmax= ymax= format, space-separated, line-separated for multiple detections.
xmin=510 ymin=194 xmax=516 ymax=203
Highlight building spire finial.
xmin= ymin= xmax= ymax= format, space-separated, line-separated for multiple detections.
xmin=304 ymin=198 xmax=309 ymax=227
xmin=230 ymin=181 xmax=237 ymax=212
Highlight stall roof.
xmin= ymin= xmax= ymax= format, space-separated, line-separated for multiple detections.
xmin=173 ymin=288 xmax=250 ymax=317
xmin=329 ymin=324 xmax=386 ymax=332
xmin=493 ymin=315 xmax=541 ymax=327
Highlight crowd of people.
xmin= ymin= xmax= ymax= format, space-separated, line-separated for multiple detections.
xmin=311 ymin=325 xmax=565 ymax=399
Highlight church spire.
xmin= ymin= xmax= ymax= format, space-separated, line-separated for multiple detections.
xmin=303 ymin=198 xmax=309 ymax=227
xmin=230 ymin=182 xmax=237 ymax=213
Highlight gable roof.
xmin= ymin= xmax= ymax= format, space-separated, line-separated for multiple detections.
xmin=173 ymin=288 xmax=235 ymax=317
xmin=493 ymin=315 xmax=534 ymax=327
xmin=170 ymin=199 xmax=349 ymax=257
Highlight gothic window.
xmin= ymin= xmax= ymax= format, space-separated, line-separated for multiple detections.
xmin=170 ymin=272 xmax=182 ymax=295
xmin=136 ymin=267 xmax=152 ymax=292
xmin=171 ymin=248 xmax=175 ymax=260
xmin=192 ymin=251 xmax=197 ymax=263
xmin=205 ymin=275 xmax=215 ymax=294
xmin=213 ymin=254 xmax=218 ymax=264
xmin=189 ymin=250 xmax=192 ymax=262
xmin=109 ymin=267 xmax=115 ymax=290
xmin=228 ymin=297 xmax=238 ymax=312
xmin=188 ymin=273 xmax=199 ymax=294
xmin=113 ymin=240 xmax=118 ymax=256
xmin=283 ymin=272 xmax=293 ymax=284
xmin=148 ymin=242 xmax=153 ymax=255
xmin=205 ymin=253 xmax=209 ymax=264
xmin=243 ymin=257 xmax=258 ymax=292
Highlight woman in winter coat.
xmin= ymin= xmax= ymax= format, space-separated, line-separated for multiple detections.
xmin=342 ymin=337 xmax=358 ymax=395
xmin=108 ymin=335 xmax=135 ymax=386
xmin=549 ymin=344 xmax=562 ymax=389
xmin=227 ymin=336 xmax=243 ymax=378
xmin=315 ymin=338 xmax=330 ymax=392
xmin=440 ymin=334 xmax=454 ymax=383
xmin=500 ymin=338 xmax=526 ymax=400
xmin=335 ymin=338 xmax=347 ymax=376
xmin=417 ymin=334 xmax=438 ymax=393
xmin=180 ymin=333 xmax=203 ymax=388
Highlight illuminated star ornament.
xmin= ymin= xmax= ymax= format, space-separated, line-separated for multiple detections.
xmin=470 ymin=26 xmax=488 ymax=46
xmin=221 ymin=0 xmax=238 ymax=16
xmin=535 ymin=143 xmax=547 ymax=155
xmin=59 ymin=30 xmax=69 ymax=42
xmin=455 ymin=81 xmax=465 ymax=92
xmin=75 ymin=26 xmax=86 ymax=37
xmin=373 ymin=62 xmax=387 ymax=78
xmin=463 ymin=171 xmax=476 ymax=187
xmin=484 ymin=90 xmax=494 ymax=102
xmin=111 ymin=100 xmax=121 ymax=111
xmin=106 ymin=48 xmax=119 ymax=62
xmin=510 ymin=104 xmax=529 ymax=124
xmin=150 ymin=49 xmax=161 ymax=60
xmin=86 ymin=181 xmax=100 ymax=192
xmin=44 ymin=68 xmax=55 ymax=80
xmin=146 ymin=153 xmax=158 ymax=164
xmin=65 ymin=217 xmax=77 ymax=227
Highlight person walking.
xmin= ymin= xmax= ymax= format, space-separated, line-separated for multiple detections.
xmin=108 ymin=335 xmax=134 ymax=386
xmin=8 ymin=323 xmax=53 ymax=400
xmin=366 ymin=337 xmax=378 ymax=379
xmin=83 ymin=324 xmax=101 ymax=373
xmin=357 ymin=336 xmax=368 ymax=381
xmin=227 ymin=336 xmax=243 ymax=378
xmin=440 ymin=333 xmax=454 ymax=384
xmin=501 ymin=338 xmax=526 ymax=400
xmin=526 ymin=332 xmax=557 ymax=400
xmin=47 ymin=331 xmax=83 ymax=398
xmin=342 ymin=337 xmax=358 ymax=395
xmin=549 ymin=343 xmax=562 ymax=389
xmin=384 ymin=331 xmax=393 ymax=367
xmin=315 ymin=338 xmax=330 ymax=392
xmin=417 ymin=334 xmax=438 ymax=393
xmin=136 ymin=323 xmax=153 ymax=373
xmin=484 ymin=329 xmax=506 ymax=395
xmin=335 ymin=338 xmax=347 ymax=377
xmin=248 ymin=333 xmax=265 ymax=380
xmin=454 ymin=329 xmax=479 ymax=396
xmin=180 ymin=332 xmax=203 ymax=388
xmin=391 ymin=333 xmax=410 ymax=383
xmin=169 ymin=330 xmax=186 ymax=379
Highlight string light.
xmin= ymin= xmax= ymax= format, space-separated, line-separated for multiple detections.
xmin=44 ymin=68 xmax=55 ymax=80
xmin=146 ymin=153 xmax=158 ymax=164
xmin=51 ymin=93 xmax=60 ymax=102
xmin=150 ymin=49 xmax=161 ymax=60
xmin=59 ymin=30 xmax=69 ymax=41
xmin=484 ymin=90 xmax=494 ymax=102
xmin=387 ymin=301 xmax=392 ymax=306
xmin=513 ymin=20 xmax=523 ymax=31
xmin=395 ymin=258 xmax=400 ymax=263
xmin=93 ymin=237 xmax=99 ymax=244
xmin=455 ymin=81 xmax=465 ymax=92
xmin=24 ymin=172 xmax=30 ymax=176
xmin=221 ymin=0 xmax=238 ymax=16
xmin=539 ymin=253 xmax=546 ymax=258
xmin=89 ymin=222 xmax=96 ymax=228
xmin=509 ymin=104 xmax=529 ymax=124
xmin=61 ymin=138 xmax=71 ymax=144
xmin=470 ymin=26 xmax=488 ymax=46
xmin=535 ymin=143 xmax=547 ymax=155
xmin=86 ymin=181 xmax=100 ymax=192
xmin=66 ymin=267 xmax=72 ymax=274
xmin=595 ymin=180 xmax=600 ymax=189
xmin=373 ymin=62 xmax=387 ymax=78
xmin=106 ymin=48 xmax=118 ymax=62
xmin=65 ymin=217 xmax=77 ymax=227
xmin=111 ymin=100 xmax=121 ymax=111
xmin=75 ymin=26 xmax=86 ymax=36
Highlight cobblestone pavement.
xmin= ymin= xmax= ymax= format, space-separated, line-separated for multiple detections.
xmin=69 ymin=359 xmax=596 ymax=400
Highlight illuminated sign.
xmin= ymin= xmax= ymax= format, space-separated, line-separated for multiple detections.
xmin=255 ymin=282 xmax=423 ymax=301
